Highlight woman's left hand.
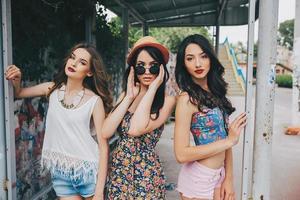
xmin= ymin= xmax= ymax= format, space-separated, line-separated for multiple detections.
xmin=149 ymin=65 xmax=165 ymax=90
xmin=220 ymin=177 xmax=235 ymax=200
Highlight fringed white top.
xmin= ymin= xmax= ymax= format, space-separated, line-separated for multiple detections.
xmin=41 ymin=89 xmax=99 ymax=183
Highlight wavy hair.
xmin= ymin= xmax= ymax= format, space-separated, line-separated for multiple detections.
xmin=175 ymin=34 xmax=235 ymax=115
xmin=47 ymin=43 xmax=113 ymax=114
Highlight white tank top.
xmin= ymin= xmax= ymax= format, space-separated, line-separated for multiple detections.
xmin=41 ymin=89 xmax=99 ymax=182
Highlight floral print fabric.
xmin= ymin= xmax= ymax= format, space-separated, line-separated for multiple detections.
xmin=190 ymin=107 xmax=228 ymax=145
xmin=106 ymin=112 xmax=166 ymax=200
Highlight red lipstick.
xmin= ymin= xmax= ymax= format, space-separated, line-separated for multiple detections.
xmin=68 ymin=67 xmax=75 ymax=72
xmin=195 ymin=69 xmax=204 ymax=74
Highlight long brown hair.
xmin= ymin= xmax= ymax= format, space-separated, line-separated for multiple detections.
xmin=47 ymin=43 xmax=113 ymax=114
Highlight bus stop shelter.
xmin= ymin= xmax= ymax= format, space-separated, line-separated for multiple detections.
xmin=1 ymin=0 xmax=285 ymax=199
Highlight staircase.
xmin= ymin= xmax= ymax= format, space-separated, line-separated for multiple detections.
xmin=218 ymin=44 xmax=245 ymax=96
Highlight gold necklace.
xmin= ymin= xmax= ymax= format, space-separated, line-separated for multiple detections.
xmin=58 ymin=85 xmax=85 ymax=109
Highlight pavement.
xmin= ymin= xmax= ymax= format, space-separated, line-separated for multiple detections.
xmin=156 ymin=87 xmax=298 ymax=200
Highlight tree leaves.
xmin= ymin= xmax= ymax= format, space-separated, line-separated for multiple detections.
xmin=278 ymin=19 xmax=294 ymax=50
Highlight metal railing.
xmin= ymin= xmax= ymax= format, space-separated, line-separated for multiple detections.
xmin=223 ymin=38 xmax=246 ymax=93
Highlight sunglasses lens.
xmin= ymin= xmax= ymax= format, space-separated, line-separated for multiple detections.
xmin=135 ymin=64 xmax=146 ymax=75
xmin=149 ymin=64 xmax=160 ymax=75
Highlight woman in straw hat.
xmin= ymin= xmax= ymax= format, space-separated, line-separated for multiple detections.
xmin=102 ymin=36 xmax=176 ymax=199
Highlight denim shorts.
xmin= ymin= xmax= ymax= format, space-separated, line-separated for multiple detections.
xmin=51 ymin=168 xmax=96 ymax=198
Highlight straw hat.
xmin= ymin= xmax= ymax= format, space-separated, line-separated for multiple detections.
xmin=127 ymin=36 xmax=169 ymax=64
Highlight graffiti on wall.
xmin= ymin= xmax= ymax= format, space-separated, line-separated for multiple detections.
xmin=14 ymin=97 xmax=51 ymax=199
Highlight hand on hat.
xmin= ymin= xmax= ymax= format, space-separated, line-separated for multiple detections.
xmin=126 ymin=66 xmax=140 ymax=101
xmin=149 ymin=65 xmax=165 ymax=90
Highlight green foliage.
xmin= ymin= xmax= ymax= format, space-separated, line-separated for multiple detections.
xmin=95 ymin=15 xmax=125 ymax=96
xmin=150 ymin=27 xmax=211 ymax=53
xmin=233 ymin=41 xmax=247 ymax=54
xmin=125 ymin=25 xmax=211 ymax=53
xmin=11 ymin=0 xmax=98 ymax=81
xmin=276 ymin=74 xmax=293 ymax=88
xmin=278 ymin=19 xmax=294 ymax=50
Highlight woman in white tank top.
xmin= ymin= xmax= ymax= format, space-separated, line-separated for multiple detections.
xmin=5 ymin=43 xmax=113 ymax=200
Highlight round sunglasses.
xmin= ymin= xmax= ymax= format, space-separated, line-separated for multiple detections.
xmin=135 ymin=63 xmax=160 ymax=75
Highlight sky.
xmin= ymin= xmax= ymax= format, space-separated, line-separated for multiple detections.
xmin=105 ymin=0 xmax=296 ymax=45
xmin=219 ymin=0 xmax=295 ymax=44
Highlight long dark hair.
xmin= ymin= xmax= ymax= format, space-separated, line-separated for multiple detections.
xmin=175 ymin=34 xmax=235 ymax=115
xmin=47 ymin=43 xmax=113 ymax=114
xmin=122 ymin=46 xmax=169 ymax=119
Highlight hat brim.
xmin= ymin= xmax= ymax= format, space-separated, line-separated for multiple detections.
xmin=127 ymin=43 xmax=169 ymax=65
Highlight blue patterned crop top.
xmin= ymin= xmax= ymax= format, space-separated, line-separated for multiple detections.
xmin=190 ymin=107 xmax=229 ymax=145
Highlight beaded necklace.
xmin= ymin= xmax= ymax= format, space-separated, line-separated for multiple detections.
xmin=57 ymin=85 xmax=85 ymax=109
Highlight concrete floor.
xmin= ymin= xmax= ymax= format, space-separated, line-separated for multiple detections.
xmin=157 ymin=87 xmax=298 ymax=200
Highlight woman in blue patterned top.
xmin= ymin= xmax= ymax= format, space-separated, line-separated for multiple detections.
xmin=174 ymin=34 xmax=247 ymax=200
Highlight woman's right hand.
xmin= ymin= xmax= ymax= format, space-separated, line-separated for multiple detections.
xmin=149 ymin=65 xmax=165 ymax=90
xmin=5 ymin=65 xmax=22 ymax=87
xmin=227 ymin=112 xmax=247 ymax=146
xmin=125 ymin=66 xmax=140 ymax=101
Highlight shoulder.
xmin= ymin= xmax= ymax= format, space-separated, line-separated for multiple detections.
xmin=177 ymin=91 xmax=190 ymax=105
xmin=40 ymin=81 xmax=54 ymax=90
xmin=84 ymin=89 xmax=103 ymax=105
xmin=176 ymin=92 xmax=198 ymax=113
xmin=46 ymin=82 xmax=55 ymax=89
xmin=85 ymin=88 xmax=96 ymax=97
xmin=45 ymin=82 xmax=56 ymax=96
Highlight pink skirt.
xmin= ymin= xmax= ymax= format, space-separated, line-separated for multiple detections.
xmin=177 ymin=162 xmax=225 ymax=199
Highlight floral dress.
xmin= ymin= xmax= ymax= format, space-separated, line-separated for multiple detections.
xmin=106 ymin=111 xmax=166 ymax=200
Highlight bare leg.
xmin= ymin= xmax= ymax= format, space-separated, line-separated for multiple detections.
xmin=60 ymin=195 xmax=83 ymax=200
xmin=84 ymin=196 xmax=93 ymax=200
xmin=213 ymin=188 xmax=221 ymax=200
xmin=180 ymin=192 xmax=210 ymax=200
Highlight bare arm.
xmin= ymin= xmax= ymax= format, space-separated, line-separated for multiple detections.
xmin=102 ymin=92 xmax=133 ymax=139
xmin=174 ymin=94 xmax=246 ymax=163
xmin=92 ymin=98 xmax=108 ymax=199
xmin=220 ymin=148 xmax=236 ymax=200
xmin=224 ymin=148 xmax=233 ymax=179
xmin=128 ymin=65 xmax=176 ymax=136
xmin=5 ymin=65 xmax=54 ymax=98
xmin=102 ymin=67 xmax=139 ymax=139
xmin=128 ymin=94 xmax=175 ymax=136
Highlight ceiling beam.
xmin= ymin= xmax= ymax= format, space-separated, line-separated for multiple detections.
xmin=113 ymin=0 xmax=145 ymax=23
xmin=132 ymin=9 xmax=217 ymax=25
xmin=140 ymin=0 xmax=245 ymax=16
xmin=171 ymin=0 xmax=179 ymax=15
xmin=217 ymin=0 xmax=228 ymax=22
xmin=141 ymin=1 xmax=217 ymax=15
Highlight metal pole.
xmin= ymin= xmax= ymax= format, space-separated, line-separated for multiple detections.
xmin=142 ymin=21 xmax=149 ymax=36
xmin=85 ymin=15 xmax=92 ymax=44
xmin=292 ymin=0 xmax=300 ymax=124
xmin=215 ymin=24 xmax=220 ymax=56
xmin=2 ymin=0 xmax=16 ymax=199
xmin=85 ymin=0 xmax=96 ymax=45
xmin=122 ymin=8 xmax=129 ymax=69
xmin=241 ymin=0 xmax=256 ymax=199
xmin=253 ymin=0 xmax=279 ymax=199
xmin=0 ymin=0 xmax=7 ymax=198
